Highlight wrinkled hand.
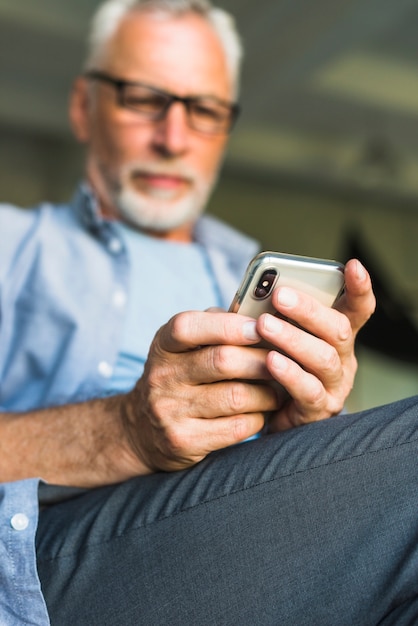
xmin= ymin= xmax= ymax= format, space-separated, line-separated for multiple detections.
xmin=122 ymin=311 xmax=278 ymax=472
xmin=120 ymin=259 xmax=374 ymax=473
xmin=258 ymin=259 xmax=376 ymax=431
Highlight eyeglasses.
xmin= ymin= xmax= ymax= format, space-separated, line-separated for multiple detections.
xmin=85 ymin=70 xmax=240 ymax=135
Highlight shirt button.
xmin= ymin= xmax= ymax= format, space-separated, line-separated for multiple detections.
xmin=98 ymin=361 xmax=113 ymax=379
xmin=112 ymin=289 xmax=127 ymax=308
xmin=108 ymin=238 xmax=122 ymax=254
xmin=11 ymin=513 xmax=29 ymax=531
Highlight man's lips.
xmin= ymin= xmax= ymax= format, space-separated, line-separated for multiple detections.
xmin=132 ymin=172 xmax=189 ymax=190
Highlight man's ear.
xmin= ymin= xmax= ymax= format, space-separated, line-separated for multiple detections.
xmin=69 ymin=77 xmax=92 ymax=143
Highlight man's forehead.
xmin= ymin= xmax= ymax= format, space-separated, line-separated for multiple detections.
xmin=100 ymin=10 xmax=232 ymax=99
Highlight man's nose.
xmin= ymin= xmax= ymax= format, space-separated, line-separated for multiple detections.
xmin=151 ymin=101 xmax=190 ymax=156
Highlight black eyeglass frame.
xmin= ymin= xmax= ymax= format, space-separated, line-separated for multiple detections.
xmin=85 ymin=70 xmax=240 ymax=134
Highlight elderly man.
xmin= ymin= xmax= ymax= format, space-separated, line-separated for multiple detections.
xmin=0 ymin=0 xmax=417 ymax=624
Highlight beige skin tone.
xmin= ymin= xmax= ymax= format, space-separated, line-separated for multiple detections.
xmin=0 ymin=11 xmax=375 ymax=486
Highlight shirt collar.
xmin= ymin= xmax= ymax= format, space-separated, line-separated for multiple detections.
xmin=72 ymin=181 xmax=124 ymax=249
xmin=72 ymin=181 xmax=106 ymax=232
xmin=71 ymin=180 xmax=259 ymax=262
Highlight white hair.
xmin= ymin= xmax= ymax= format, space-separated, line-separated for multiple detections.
xmin=84 ymin=0 xmax=243 ymax=96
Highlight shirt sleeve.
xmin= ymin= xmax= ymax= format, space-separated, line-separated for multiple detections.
xmin=0 ymin=478 xmax=50 ymax=625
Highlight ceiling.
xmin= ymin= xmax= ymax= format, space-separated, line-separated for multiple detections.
xmin=2 ymin=0 xmax=418 ymax=207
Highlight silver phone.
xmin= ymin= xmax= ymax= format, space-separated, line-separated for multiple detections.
xmin=229 ymin=251 xmax=345 ymax=320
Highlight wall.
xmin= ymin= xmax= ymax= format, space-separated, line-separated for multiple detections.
xmin=208 ymin=168 xmax=418 ymax=411
xmin=0 ymin=125 xmax=82 ymax=206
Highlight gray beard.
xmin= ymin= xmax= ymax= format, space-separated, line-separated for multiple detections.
xmin=112 ymin=160 xmax=219 ymax=232
xmin=114 ymin=183 xmax=211 ymax=233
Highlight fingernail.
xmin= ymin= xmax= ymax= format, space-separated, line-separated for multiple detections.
xmin=271 ymin=351 xmax=288 ymax=371
xmin=263 ymin=314 xmax=282 ymax=333
xmin=277 ymin=287 xmax=298 ymax=308
xmin=243 ymin=320 xmax=260 ymax=341
xmin=355 ymin=260 xmax=367 ymax=281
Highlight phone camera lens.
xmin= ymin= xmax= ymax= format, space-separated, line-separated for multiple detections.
xmin=254 ymin=269 xmax=278 ymax=299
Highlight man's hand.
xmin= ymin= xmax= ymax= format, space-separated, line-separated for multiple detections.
xmin=0 ymin=260 xmax=372 ymax=484
xmin=121 ymin=311 xmax=278 ymax=473
xmin=257 ymin=259 xmax=376 ymax=430
xmin=121 ymin=258 xmax=374 ymax=472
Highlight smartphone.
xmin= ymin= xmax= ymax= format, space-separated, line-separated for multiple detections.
xmin=229 ymin=251 xmax=345 ymax=322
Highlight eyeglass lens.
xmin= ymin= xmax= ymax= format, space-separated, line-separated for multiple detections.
xmin=121 ymin=84 xmax=234 ymax=133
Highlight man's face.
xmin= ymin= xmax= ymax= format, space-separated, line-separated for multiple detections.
xmin=71 ymin=10 xmax=233 ymax=240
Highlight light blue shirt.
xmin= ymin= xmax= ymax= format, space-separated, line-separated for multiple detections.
xmin=0 ymin=183 xmax=259 ymax=622
xmin=0 ymin=479 xmax=50 ymax=625
xmin=109 ymin=221 xmax=222 ymax=393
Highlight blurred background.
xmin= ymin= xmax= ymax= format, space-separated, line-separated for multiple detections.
xmin=1 ymin=0 xmax=417 ymax=411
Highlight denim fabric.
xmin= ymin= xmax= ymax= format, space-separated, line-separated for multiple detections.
xmin=36 ymin=396 xmax=418 ymax=626
xmin=0 ymin=479 xmax=49 ymax=625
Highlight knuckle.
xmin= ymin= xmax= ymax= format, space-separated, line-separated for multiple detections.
xmin=319 ymin=347 xmax=341 ymax=375
xmin=146 ymin=361 xmax=178 ymax=396
xmin=148 ymin=394 xmax=172 ymax=424
xmin=281 ymin=327 xmax=299 ymax=353
xmin=336 ymin=314 xmax=352 ymax=342
xmin=371 ymin=295 xmax=377 ymax=316
xmin=170 ymin=311 xmax=194 ymax=342
xmin=305 ymin=382 xmax=326 ymax=411
xmin=226 ymin=381 xmax=248 ymax=414
xmin=166 ymin=426 xmax=188 ymax=456
xmin=146 ymin=364 xmax=166 ymax=390
xmin=351 ymin=354 xmax=358 ymax=377
xmin=304 ymin=298 xmax=317 ymax=320
xmin=158 ymin=418 xmax=192 ymax=460
xmin=232 ymin=415 xmax=249 ymax=442
xmin=332 ymin=397 xmax=345 ymax=415
xmin=324 ymin=394 xmax=345 ymax=417
xmin=210 ymin=345 xmax=233 ymax=376
xmin=317 ymin=344 xmax=342 ymax=378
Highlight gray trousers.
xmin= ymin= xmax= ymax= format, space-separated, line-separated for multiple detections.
xmin=36 ymin=396 xmax=418 ymax=625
